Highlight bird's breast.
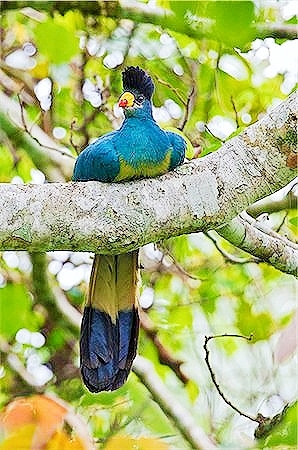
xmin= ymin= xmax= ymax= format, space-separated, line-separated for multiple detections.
xmin=115 ymin=151 xmax=171 ymax=181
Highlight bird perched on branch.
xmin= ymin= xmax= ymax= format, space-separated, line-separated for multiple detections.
xmin=73 ymin=66 xmax=186 ymax=392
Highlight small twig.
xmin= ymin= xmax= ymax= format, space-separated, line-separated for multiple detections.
xmin=204 ymin=333 xmax=260 ymax=423
xmin=156 ymin=77 xmax=186 ymax=105
xmin=205 ymin=231 xmax=260 ymax=264
xmin=70 ymin=118 xmax=80 ymax=155
xmin=275 ymin=211 xmax=288 ymax=233
xmin=157 ymin=244 xmax=200 ymax=281
xmin=16 ymin=94 xmax=75 ymax=159
xmin=205 ymin=124 xmax=225 ymax=143
xmin=179 ymin=84 xmax=195 ymax=131
xmin=230 ymin=96 xmax=240 ymax=128
xmin=0 ymin=129 xmax=20 ymax=166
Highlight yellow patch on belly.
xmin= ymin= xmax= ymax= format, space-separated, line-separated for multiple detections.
xmin=115 ymin=151 xmax=171 ymax=181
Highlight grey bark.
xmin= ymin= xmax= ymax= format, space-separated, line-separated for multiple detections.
xmin=217 ymin=215 xmax=298 ymax=276
xmin=0 ymin=91 xmax=297 ymax=273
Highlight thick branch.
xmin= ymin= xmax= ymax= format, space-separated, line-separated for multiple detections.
xmin=0 ymin=92 xmax=296 ymax=256
xmin=217 ymin=215 xmax=298 ymax=276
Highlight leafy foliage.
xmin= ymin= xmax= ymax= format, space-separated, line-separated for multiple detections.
xmin=0 ymin=1 xmax=297 ymax=449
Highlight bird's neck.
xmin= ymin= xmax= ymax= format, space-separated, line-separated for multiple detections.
xmin=124 ymin=103 xmax=154 ymax=121
xmin=121 ymin=114 xmax=158 ymax=133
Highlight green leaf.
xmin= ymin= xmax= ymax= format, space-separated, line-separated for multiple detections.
xmin=0 ymin=283 xmax=41 ymax=339
xmin=289 ymin=217 xmax=298 ymax=228
xmin=0 ymin=146 xmax=14 ymax=181
xmin=169 ymin=0 xmax=200 ymax=18
xmin=34 ymin=17 xmax=79 ymax=64
xmin=236 ymin=300 xmax=277 ymax=342
xmin=207 ymin=1 xmax=255 ymax=48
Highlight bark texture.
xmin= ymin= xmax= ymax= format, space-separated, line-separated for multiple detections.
xmin=0 ymin=92 xmax=297 ymax=257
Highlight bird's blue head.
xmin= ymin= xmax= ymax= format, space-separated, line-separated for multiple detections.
xmin=118 ymin=66 xmax=154 ymax=119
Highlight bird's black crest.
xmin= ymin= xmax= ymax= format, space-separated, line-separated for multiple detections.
xmin=122 ymin=66 xmax=154 ymax=100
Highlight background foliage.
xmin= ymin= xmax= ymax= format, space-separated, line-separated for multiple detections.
xmin=0 ymin=1 xmax=297 ymax=449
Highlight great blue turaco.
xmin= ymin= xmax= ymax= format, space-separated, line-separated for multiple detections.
xmin=73 ymin=66 xmax=186 ymax=392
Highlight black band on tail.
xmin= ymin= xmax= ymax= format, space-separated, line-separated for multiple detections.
xmin=80 ymin=306 xmax=139 ymax=392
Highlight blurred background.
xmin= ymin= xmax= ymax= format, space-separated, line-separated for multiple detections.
xmin=0 ymin=1 xmax=297 ymax=449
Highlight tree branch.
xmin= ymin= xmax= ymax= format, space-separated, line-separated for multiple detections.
xmin=133 ymin=355 xmax=217 ymax=450
xmin=2 ymin=2 xmax=297 ymax=40
xmin=247 ymin=179 xmax=297 ymax=218
xmin=0 ymin=92 xmax=296 ymax=260
xmin=0 ymin=90 xmax=74 ymax=181
xmin=203 ymin=334 xmax=258 ymax=423
xmin=217 ymin=215 xmax=298 ymax=276
xmin=205 ymin=231 xmax=260 ymax=264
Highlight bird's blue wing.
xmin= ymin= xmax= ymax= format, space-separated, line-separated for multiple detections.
xmin=165 ymin=131 xmax=186 ymax=170
xmin=73 ymin=132 xmax=120 ymax=182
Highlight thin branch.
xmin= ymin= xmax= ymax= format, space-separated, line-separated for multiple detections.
xmin=52 ymin=285 xmax=82 ymax=329
xmin=133 ymin=355 xmax=218 ymax=450
xmin=70 ymin=118 xmax=81 ymax=156
xmin=240 ymin=211 xmax=298 ymax=251
xmin=230 ymin=96 xmax=240 ymax=128
xmin=203 ymin=334 xmax=259 ymax=423
xmin=179 ymin=85 xmax=195 ymax=131
xmin=0 ymin=337 xmax=41 ymax=388
xmin=156 ymin=77 xmax=187 ymax=105
xmin=17 ymin=94 xmax=75 ymax=159
xmin=205 ymin=231 xmax=260 ymax=264
xmin=140 ymin=310 xmax=189 ymax=384
xmin=0 ymin=90 xmax=74 ymax=181
xmin=0 ymin=67 xmax=35 ymax=104
xmin=204 ymin=124 xmax=225 ymax=143
xmin=156 ymin=244 xmax=200 ymax=281
xmin=247 ymin=179 xmax=298 ymax=218
xmin=275 ymin=211 xmax=288 ymax=233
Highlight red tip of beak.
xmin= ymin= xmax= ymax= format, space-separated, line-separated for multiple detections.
xmin=119 ymin=98 xmax=128 ymax=108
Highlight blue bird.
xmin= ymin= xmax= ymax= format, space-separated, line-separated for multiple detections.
xmin=73 ymin=66 xmax=186 ymax=392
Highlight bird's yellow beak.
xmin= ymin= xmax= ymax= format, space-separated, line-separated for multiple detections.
xmin=118 ymin=91 xmax=135 ymax=108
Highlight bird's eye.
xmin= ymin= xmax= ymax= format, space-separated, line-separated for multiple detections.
xmin=137 ymin=95 xmax=145 ymax=103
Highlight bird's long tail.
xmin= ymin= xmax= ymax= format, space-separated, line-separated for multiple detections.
xmin=80 ymin=251 xmax=139 ymax=392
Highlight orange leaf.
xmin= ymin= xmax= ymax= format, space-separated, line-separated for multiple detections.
xmin=0 ymin=395 xmax=93 ymax=450
xmin=0 ymin=395 xmax=67 ymax=449
xmin=0 ymin=398 xmax=34 ymax=432
xmin=30 ymin=395 xmax=67 ymax=447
